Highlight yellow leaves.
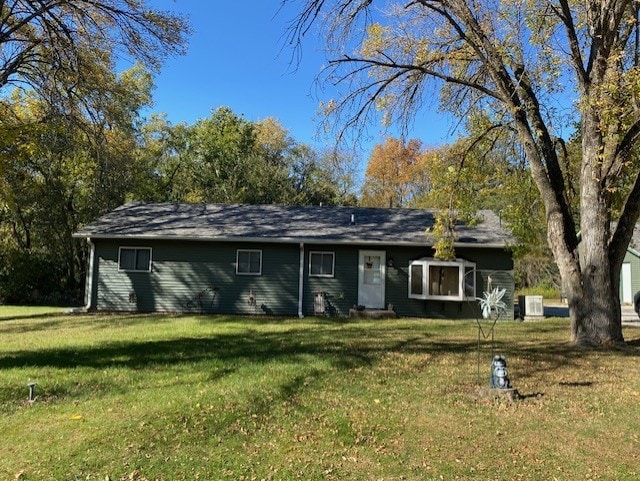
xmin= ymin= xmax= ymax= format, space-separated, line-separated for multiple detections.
xmin=374 ymin=94 xmax=392 ymax=111
xmin=412 ymin=39 xmax=431 ymax=65
xmin=255 ymin=117 xmax=291 ymax=153
xmin=432 ymin=210 xmax=457 ymax=260
xmin=361 ymin=23 xmax=390 ymax=57
xmin=587 ymin=65 xmax=640 ymax=140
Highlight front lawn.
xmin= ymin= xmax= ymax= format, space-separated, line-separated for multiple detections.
xmin=1 ymin=308 xmax=639 ymax=480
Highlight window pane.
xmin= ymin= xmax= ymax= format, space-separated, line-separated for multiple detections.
xmin=119 ymin=248 xmax=151 ymax=271
xmin=136 ymin=249 xmax=151 ymax=271
xmin=321 ymin=253 xmax=333 ymax=275
xmin=410 ymin=264 xmax=423 ymax=296
xmin=441 ymin=266 xmax=459 ymax=296
xmin=310 ymin=252 xmax=334 ymax=276
xmin=429 ymin=265 xmax=459 ymax=296
xmin=249 ymin=251 xmax=261 ymax=273
xmin=310 ymin=253 xmax=322 ymax=275
xmin=120 ymin=249 xmax=136 ymax=270
xmin=428 ymin=266 xmax=440 ymax=296
xmin=363 ymin=255 xmax=381 ymax=284
xmin=238 ymin=251 xmax=249 ymax=273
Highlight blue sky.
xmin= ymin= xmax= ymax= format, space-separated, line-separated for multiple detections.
xmin=145 ymin=1 xmax=456 ymax=157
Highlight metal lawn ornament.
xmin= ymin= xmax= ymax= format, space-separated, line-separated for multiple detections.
xmin=475 ymin=286 xmax=508 ymax=385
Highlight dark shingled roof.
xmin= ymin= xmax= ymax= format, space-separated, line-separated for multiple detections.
xmin=73 ymin=202 xmax=512 ymax=247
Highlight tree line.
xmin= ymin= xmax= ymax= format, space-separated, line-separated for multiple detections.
xmin=0 ymin=96 xmax=358 ymax=304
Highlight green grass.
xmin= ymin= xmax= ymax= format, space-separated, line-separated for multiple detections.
xmin=0 ymin=305 xmax=68 ymax=320
xmin=1 ymin=308 xmax=639 ymax=480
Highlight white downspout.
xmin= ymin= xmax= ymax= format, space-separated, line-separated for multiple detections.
xmin=298 ymin=242 xmax=305 ymax=318
xmin=85 ymin=238 xmax=95 ymax=310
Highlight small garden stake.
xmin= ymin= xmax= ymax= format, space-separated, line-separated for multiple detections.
xmin=27 ymin=382 xmax=37 ymax=404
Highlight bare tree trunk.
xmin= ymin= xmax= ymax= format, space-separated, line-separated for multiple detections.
xmin=560 ymin=113 xmax=625 ymax=346
xmin=567 ymin=270 xmax=623 ymax=346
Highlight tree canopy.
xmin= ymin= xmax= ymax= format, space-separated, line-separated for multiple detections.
xmin=0 ymin=101 xmax=358 ymax=304
xmin=0 ymin=0 xmax=188 ymax=92
xmin=135 ymin=107 xmax=358 ymax=207
xmin=0 ymin=62 xmax=153 ymax=302
xmin=0 ymin=0 xmax=189 ymax=303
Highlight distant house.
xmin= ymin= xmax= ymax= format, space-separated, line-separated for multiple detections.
xmin=73 ymin=202 xmax=514 ymax=319
xmin=620 ymin=224 xmax=640 ymax=305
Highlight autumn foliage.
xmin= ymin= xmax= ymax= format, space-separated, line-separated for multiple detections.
xmin=360 ymin=138 xmax=428 ymax=208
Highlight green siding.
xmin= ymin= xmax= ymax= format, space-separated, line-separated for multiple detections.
xmin=93 ymin=240 xmax=299 ymax=315
xmin=304 ymin=245 xmax=359 ymax=316
xmin=90 ymin=240 xmax=514 ymax=320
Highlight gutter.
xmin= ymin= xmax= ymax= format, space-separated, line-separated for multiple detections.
xmin=85 ymin=238 xmax=95 ymax=310
xmin=298 ymin=243 xmax=305 ymax=319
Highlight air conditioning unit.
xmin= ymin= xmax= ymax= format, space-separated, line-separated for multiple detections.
xmin=518 ymin=295 xmax=544 ymax=319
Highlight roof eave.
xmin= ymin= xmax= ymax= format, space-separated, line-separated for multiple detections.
xmin=627 ymin=246 xmax=640 ymax=258
xmin=73 ymin=232 xmax=510 ymax=249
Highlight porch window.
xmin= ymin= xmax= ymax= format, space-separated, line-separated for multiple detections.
xmin=118 ymin=247 xmax=152 ymax=272
xmin=236 ymin=249 xmax=262 ymax=275
xmin=409 ymin=258 xmax=475 ymax=301
xmin=309 ymin=251 xmax=335 ymax=277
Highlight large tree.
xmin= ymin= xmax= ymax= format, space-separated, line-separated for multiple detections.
xmin=414 ymin=122 xmax=563 ymax=289
xmin=287 ymin=0 xmax=640 ymax=346
xmin=0 ymin=1 xmax=188 ymax=304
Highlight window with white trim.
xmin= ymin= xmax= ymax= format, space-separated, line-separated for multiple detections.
xmin=118 ymin=247 xmax=152 ymax=272
xmin=309 ymin=251 xmax=335 ymax=277
xmin=408 ymin=258 xmax=475 ymax=301
xmin=236 ymin=249 xmax=262 ymax=275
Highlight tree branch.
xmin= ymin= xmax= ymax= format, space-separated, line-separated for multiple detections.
xmin=553 ymin=0 xmax=588 ymax=88
xmin=334 ymin=53 xmax=505 ymax=101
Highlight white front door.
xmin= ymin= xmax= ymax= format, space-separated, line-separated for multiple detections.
xmin=358 ymin=250 xmax=386 ymax=309
xmin=622 ymin=263 xmax=632 ymax=304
